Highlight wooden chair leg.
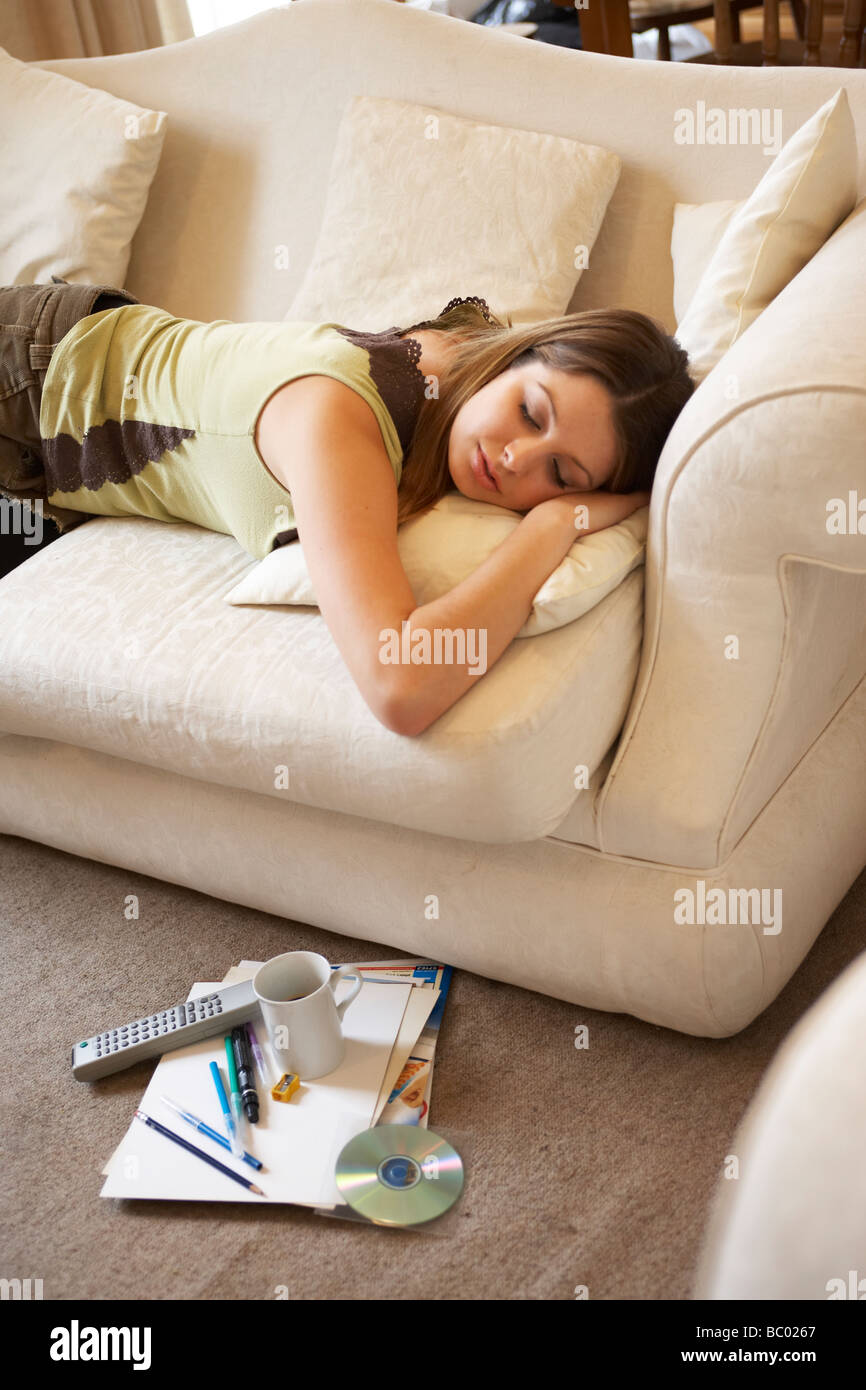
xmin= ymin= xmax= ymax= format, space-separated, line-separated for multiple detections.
xmin=763 ymin=0 xmax=780 ymax=63
xmin=838 ymin=0 xmax=865 ymax=65
xmin=658 ymin=25 xmax=672 ymax=60
xmin=789 ymin=0 xmax=807 ymax=38
xmin=803 ymin=0 xmax=825 ymax=63
xmin=714 ymin=0 xmax=733 ymax=61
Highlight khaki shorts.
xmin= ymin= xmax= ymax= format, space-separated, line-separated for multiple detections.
xmin=0 ymin=276 xmax=140 ymax=535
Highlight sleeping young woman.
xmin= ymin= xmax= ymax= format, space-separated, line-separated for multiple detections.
xmin=0 ymin=284 xmax=693 ymax=736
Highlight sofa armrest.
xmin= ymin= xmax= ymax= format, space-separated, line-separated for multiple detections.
xmin=693 ymin=945 xmax=866 ymax=1298
xmin=596 ymin=198 xmax=866 ymax=869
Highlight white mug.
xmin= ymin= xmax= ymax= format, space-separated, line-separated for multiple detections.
xmin=252 ymin=951 xmax=363 ymax=1080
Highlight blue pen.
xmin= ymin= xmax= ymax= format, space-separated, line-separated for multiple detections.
xmin=209 ymin=1059 xmax=243 ymax=1158
xmin=160 ymin=1095 xmax=263 ymax=1171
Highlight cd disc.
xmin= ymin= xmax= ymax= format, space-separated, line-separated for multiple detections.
xmin=335 ymin=1125 xmax=464 ymax=1226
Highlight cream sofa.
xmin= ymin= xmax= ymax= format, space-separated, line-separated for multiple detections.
xmin=694 ymin=945 xmax=866 ymax=1299
xmin=1 ymin=0 xmax=865 ymax=1038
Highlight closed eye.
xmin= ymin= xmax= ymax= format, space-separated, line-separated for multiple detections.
xmin=521 ymin=401 xmax=567 ymax=489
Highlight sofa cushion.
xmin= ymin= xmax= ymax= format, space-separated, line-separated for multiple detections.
xmin=286 ymin=92 xmax=622 ymax=329
xmin=0 ymin=44 xmax=166 ymax=286
xmin=223 ymin=492 xmax=649 ymax=638
xmin=0 ymin=517 xmax=645 ymax=844
xmin=674 ymin=87 xmax=858 ymax=383
xmin=670 ymin=199 xmax=742 ymax=325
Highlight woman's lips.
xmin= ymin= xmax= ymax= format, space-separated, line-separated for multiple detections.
xmin=472 ymin=443 xmax=499 ymax=492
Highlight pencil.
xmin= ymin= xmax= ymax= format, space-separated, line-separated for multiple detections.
xmin=134 ymin=1108 xmax=266 ymax=1197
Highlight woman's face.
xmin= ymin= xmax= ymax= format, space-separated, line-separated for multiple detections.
xmin=447 ymin=360 xmax=619 ymax=511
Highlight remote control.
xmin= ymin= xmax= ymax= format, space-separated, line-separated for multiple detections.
xmin=70 ymin=979 xmax=260 ymax=1081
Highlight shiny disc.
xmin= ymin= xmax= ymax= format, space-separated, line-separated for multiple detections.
xmin=335 ymin=1124 xmax=464 ymax=1226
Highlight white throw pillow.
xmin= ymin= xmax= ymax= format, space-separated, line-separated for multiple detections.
xmin=286 ymin=93 xmax=622 ymax=330
xmin=224 ymin=492 xmax=649 ymax=639
xmin=0 ymin=44 xmax=167 ymax=286
xmin=675 ymin=87 xmax=857 ymax=383
xmin=671 ymin=199 xmax=742 ymax=325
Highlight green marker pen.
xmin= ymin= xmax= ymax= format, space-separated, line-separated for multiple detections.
xmin=225 ymin=1035 xmax=244 ymax=1139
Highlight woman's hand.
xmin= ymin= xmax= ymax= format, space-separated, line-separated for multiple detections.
xmin=532 ymin=488 xmax=651 ymax=542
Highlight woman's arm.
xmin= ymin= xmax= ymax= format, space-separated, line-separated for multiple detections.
xmin=393 ymin=488 xmax=650 ymax=735
xmin=264 ymin=377 xmax=648 ymax=736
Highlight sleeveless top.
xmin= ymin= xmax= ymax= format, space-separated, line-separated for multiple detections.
xmin=39 ymin=295 xmax=495 ymax=560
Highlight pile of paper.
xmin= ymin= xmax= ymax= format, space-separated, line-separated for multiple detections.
xmin=100 ymin=957 xmax=452 ymax=1209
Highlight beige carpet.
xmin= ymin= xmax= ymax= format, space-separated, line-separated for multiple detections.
xmin=2 ymin=830 xmax=865 ymax=1302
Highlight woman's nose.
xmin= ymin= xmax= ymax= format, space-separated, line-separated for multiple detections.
xmin=502 ymin=438 xmax=535 ymax=475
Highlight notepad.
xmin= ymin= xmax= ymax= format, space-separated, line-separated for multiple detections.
xmin=100 ymin=965 xmax=415 ymax=1207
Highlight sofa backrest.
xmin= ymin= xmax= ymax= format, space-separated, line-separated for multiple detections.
xmin=35 ymin=0 xmax=866 ymax=331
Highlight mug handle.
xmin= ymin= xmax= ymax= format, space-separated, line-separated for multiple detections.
xmin=329 ymin=964 xmax=363 ymax=1021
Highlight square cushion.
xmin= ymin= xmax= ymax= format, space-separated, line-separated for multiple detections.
xmin=224 ymin=492 xmax=649 ymax=639
xmin=286 ymin=93 xmax=622 ymax=329
xmin=0 ymin=43 xmax=166 ymax=285
xmin=674 ymin=88 xmax=857 ymax=383
xmin=671 ymin=199 xmax=742 ymax=325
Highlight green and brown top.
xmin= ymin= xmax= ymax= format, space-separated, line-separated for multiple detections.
xmin=39 ymin=297 xmax=494 ymax=560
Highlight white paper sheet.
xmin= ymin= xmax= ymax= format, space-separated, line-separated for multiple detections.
xmin=100 ymin=969 xmax=413 ymax=1207
xmin=224 ymin=962 xmax=440 ymax=1128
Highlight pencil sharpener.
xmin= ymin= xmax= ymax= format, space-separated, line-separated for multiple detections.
xmin=271 ymin=1072 xmax=300 ymax=1102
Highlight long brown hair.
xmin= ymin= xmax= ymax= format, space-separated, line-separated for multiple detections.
xmin=397 ymin=302 xmax=694 ymax=526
